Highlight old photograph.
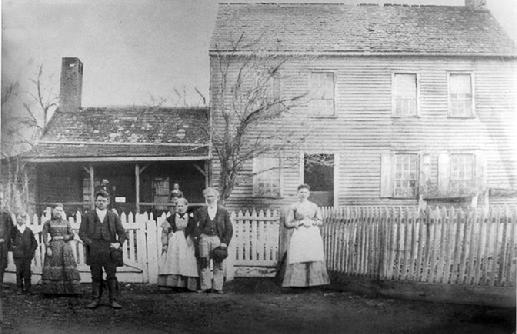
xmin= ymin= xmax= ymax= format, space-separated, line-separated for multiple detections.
xmin=1 ymin=0 xmax=516 ymax=333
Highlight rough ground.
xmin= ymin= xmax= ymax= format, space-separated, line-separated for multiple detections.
xmin=0 ymin=279 xmax=514 ymax=334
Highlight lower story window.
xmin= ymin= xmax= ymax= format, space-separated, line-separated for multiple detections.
xmin=394 ymin=153 xmax=418 ymax=198
xmin=253 ymin=156 xmax=281 ymax=197
xmin=450 ymin=153 xmax=474 ymax=194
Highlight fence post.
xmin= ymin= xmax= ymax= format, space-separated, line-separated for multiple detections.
xmin=145 ymin=213 xmax=159 ymax=284
xmin=225 ymin=212 xmax=236 ymax=281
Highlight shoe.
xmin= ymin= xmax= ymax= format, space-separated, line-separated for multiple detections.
xmin=196 ymin=289 xmax=209 ymax=294
xmin=110 ymin=300 xmax=122 ymax=309
xmin=215 ymin=290 xmax=224 ymax=295
xmin=86 ymin=299 xmax=100 ymax=309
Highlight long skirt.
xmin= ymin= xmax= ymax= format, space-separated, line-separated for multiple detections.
xmin=41 ymin=240 xmax=81 ymax=294
xmin=282 ymin=226 xmax=329 ymax=287
xmin=158 ymin=231 xmax=199 ymax=291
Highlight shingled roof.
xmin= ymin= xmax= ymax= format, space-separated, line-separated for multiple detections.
xmin=210 ymin=3 xmax=517 ymax=56
xmin=25 ymin=107 xmax=210 ymax=161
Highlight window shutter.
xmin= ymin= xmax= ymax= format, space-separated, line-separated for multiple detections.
xmin=252 ymin=157 xmax=259 ymax=196
xmin=380 ymin=153 xmax=393 ymax=197
xmin=419 ymin=153 xmax=431 ymax=196
xmin=475 ymin=150 xmax=487 ymax=192
xmin=438 ymin=153 xmax=450 ymax=196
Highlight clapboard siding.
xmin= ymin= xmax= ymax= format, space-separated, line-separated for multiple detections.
xmin=210 ymin=55 xmax=517 ymax=208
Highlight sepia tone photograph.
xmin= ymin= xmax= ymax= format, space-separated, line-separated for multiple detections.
xmin=1 ymin=0 xmax=516 ymax=333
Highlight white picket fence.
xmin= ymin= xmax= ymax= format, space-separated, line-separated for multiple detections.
xmin=231 ymin=209 xmax=281 ymax=277
xmin=4 ymin=209 xmax=282 ymax=283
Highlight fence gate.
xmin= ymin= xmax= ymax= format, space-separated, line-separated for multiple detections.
xmin=229 ymin=209 xmax=281 ymax=277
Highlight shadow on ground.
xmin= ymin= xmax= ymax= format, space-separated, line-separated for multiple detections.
xmin=1 ymin=278 xmax=514 ymax=334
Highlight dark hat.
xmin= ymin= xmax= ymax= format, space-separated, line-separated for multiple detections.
xmin=211 ymin=246 xmax=228 ymax=261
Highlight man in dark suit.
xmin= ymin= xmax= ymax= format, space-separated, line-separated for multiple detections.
xmin=193 ymin=187 xmax=233 ymax=294
xmin=79 ymin=190 xmax=127 ymax=309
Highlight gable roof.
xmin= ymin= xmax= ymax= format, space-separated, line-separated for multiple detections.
xmin=210 ymin=3 xmax=517 ymax=57
xmin=25 ymin=107 xmax=210 ymax=161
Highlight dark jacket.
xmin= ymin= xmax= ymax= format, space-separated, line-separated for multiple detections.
xmin=165 ymin=214 xmax=193 ymax=237
xmin=79 ymin=210 xmax=127 ymax=265
xmin=0 ymin=211 xmax=14 ymax=269
xmin=11 ymin=226 xmax=38 ymax=260
xmin=192 ymin=205 xmax=233 ymax=245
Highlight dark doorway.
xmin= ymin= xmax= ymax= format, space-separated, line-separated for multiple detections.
xmin=304 ymin=153 xmax=334 ymax=207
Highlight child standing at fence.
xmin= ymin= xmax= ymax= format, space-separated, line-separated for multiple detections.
xmin=11 ymin=212 xmax=38 ymax=294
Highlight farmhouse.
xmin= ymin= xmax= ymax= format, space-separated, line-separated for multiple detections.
xmin=24 ymin=58 xmax=210 ymax=215
xmin=209 ymin=1 xmax=517 ymax=209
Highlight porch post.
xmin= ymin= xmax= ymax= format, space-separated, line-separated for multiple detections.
xmin=135 ymin=164 xmax=140 ymax=213
xmin=89 ymin=165 xmax=94 ymax=210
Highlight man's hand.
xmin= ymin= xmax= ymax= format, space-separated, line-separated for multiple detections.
xmin=46 ymin=248 xmax=53 ymax=257
xmin=162 ymin=245 xmax=168 ymax=254
xmin=110 ymin=243 xmax=121 ymax=249
xmin=220 ymin=243 xmax=227 ymax=249
xmin=0 ymin=238 xmax=4 ymax=243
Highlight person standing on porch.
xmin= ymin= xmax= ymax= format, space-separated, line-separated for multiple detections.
xmin=0 ymin=191 xmax=13 ymax=291
xmin=194 ymin=187 xmax=232 ymax=294
xmin=282 ymin=184 xmax=329 ymax=288
xmin=158 ymin=197 xmax=199 ymax=291
xmin=11 ymin=212 xmax=37 ymax=294
xmin=79 ymin=190 xmax=127 ymax=309
xmin=41 ymin=203 xmax=81 ymax=295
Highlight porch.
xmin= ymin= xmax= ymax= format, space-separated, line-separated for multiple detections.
xmin=32 ymin=160 xmax=209 ymax=215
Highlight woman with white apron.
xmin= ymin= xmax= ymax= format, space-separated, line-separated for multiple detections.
xmin=283 ymin=184 xmax=329 ymax=287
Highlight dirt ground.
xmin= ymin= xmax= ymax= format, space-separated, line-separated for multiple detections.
xmin=0 ymin=278 xmax=514 ymax=334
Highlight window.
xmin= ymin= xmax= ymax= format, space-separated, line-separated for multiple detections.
xmin=380 ymin=152 xmax=419 ymax=198
xmin=309 ymin=72 xmax=335 ymax=116
xmin=449 ymin=154 xmax=474 ymax=194
xmin=253 ymin=156 xmax=281 ymax=197
xmin=393 ymin=154 xmax=419 ymax=198
xmin=449 ymin=73 xmax=474 ymax=117
xmin=393 ymin=73 xmax=418 ymax=116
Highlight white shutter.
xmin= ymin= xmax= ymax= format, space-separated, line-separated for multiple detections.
xmin=475 ymin=150 xmax=487 ymax=192
xmin=419 ymin=153 xmax=431 ymax=196
xmin=438 ymin=153 xmax=450 ymax=196
xmin=380 ymin=153 xmax=393 ymax=197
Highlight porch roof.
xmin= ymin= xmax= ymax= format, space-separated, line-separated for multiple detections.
xmin=24 ymin=142 xmax=209 ymax=162
xmin=25 ymin=106 xmax=210 ymax=162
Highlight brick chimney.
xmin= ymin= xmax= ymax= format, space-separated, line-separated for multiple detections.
xmin=465 ymin=0 xmax=487 ymax=10
xmin=59 ymin=57 xmax=83 ymax=112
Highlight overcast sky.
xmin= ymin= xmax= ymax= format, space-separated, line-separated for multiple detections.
xmin=2 ymin=0 xmax=516 ymax=108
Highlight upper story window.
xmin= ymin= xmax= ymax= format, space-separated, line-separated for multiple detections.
xmin=253 ymin=156 xmax=281 ymax=197
xmin=309 ymin=72 xmax=335 ymax=116
xmin=393 ymin=73 xmax=418 ymax=117
xmin=449 ymin=153 xmax=475 ymax=194
xmin=448 ymin=73 xmax=474 ymax=118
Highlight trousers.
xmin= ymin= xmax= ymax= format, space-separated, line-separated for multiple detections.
xmin=198 ymin=234 xmax=224 ymax=291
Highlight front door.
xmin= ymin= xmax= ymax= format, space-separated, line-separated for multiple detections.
xmin=303 ymin=153 xmax=334 ymax=207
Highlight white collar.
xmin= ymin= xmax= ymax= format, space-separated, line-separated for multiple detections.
xmin=16 ymin=224 xmax=26 ymax=233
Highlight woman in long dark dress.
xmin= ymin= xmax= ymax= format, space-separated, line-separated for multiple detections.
xmin=41 ymin=203 xmax=81 ymax=295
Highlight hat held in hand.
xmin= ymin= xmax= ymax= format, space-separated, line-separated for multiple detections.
xmin=211 ymin=246 xmax=228 ymax=261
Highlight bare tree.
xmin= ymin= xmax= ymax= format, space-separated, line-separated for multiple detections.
xmin=210 ymin=34 xmax=311 ymax=202
xmin=1 ymin=64 xmax=57 ymax=213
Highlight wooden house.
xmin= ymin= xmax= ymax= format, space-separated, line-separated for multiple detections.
xmin=209 ymin=2 xmax=517 ymax=209
xmin=24 ymin=58 xmax=210 ymax=215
